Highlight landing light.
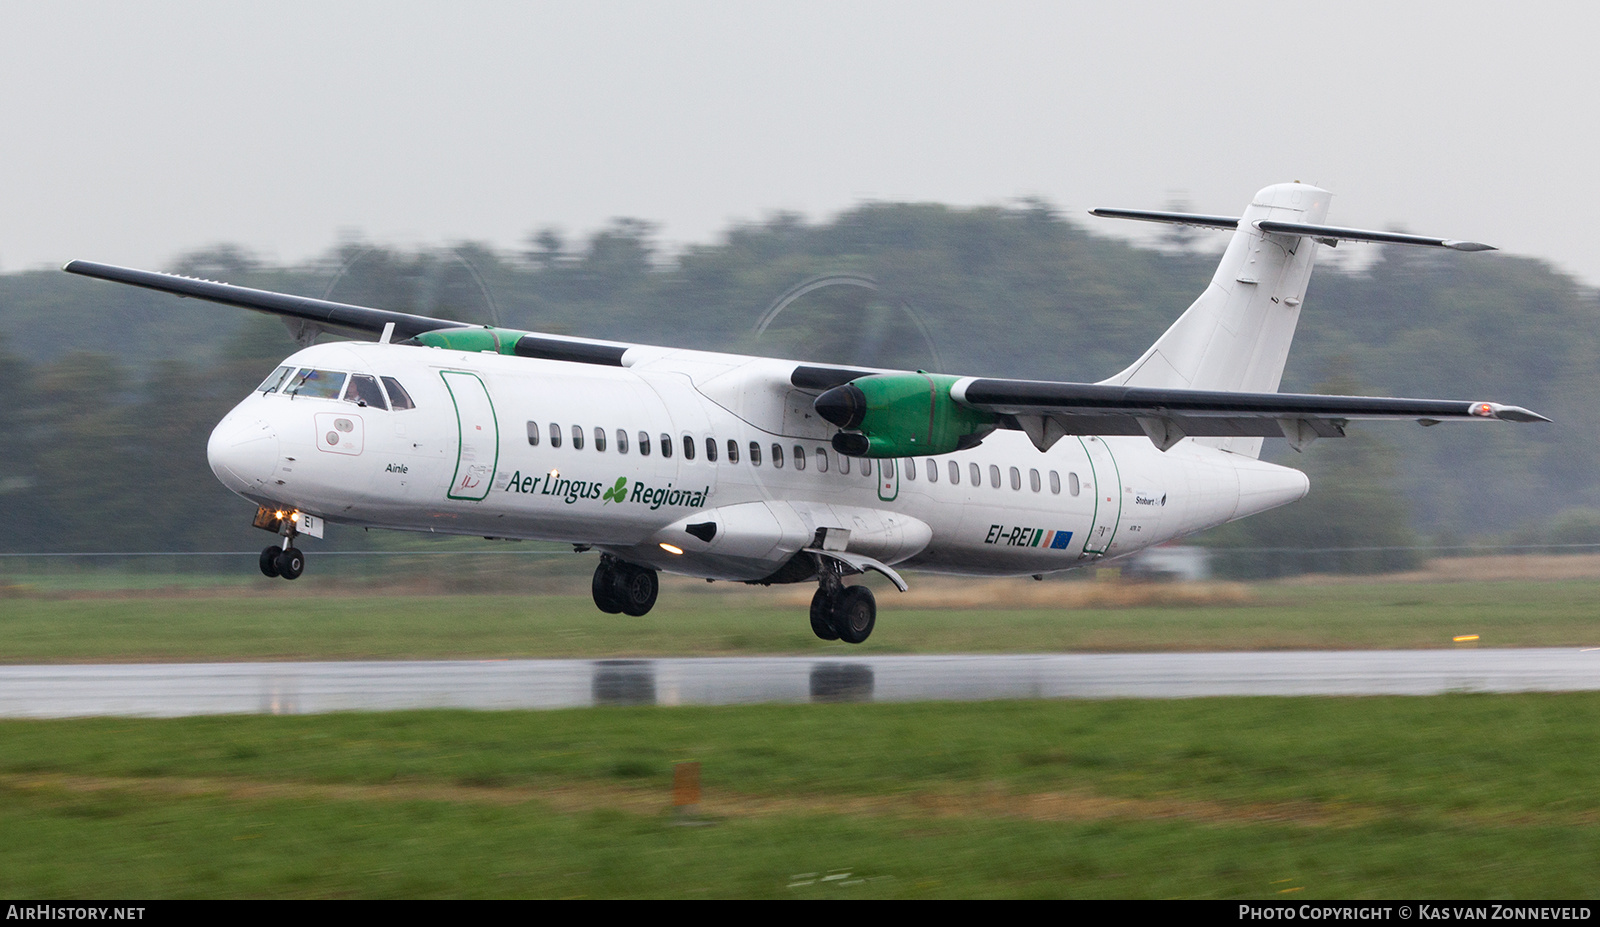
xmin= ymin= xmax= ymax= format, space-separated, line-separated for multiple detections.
xmin=659 ymin=543 xmax=684 ymax=556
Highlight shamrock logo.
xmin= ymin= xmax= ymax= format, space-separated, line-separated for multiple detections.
xmin=602 ymin=476 xmax=628 ymax=503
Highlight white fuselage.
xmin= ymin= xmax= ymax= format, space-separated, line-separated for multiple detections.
xmin=207 ymin=339 xmax=1310 ymax=582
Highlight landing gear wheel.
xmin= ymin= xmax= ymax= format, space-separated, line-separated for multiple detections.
xmin=259 ymin=546 xmax=281 ymax=578
xmin=274 ymin=547 xmax=305 ymax=581
xmin=613 ymin=565 xmax=659 ymax=617
xmin=810 ymin=587 xmax=840 ymax=640
xmin=592 ymin=561 xmax=623 ymax=614
xmin=833 ymin=585 xmax=876 ymax=644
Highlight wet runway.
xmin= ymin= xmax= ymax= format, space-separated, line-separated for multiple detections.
xmin=2 ymin=649 xmax=1598 ymax=718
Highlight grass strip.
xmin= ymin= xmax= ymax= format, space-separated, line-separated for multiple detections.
xmin=3 ymin=579 xmax=1600 ymax=661
xmin=2 ymin=695 xmax=1599 ymax=897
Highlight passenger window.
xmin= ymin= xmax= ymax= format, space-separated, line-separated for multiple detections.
xmin=257 ymin=365 xmax=294 ymax=393
xmin=286 ymin=369 xmax=347 ymax=399
xmin=381 ymin=377 xmax=416 ymax=411
xmin=970 ymin=462 xmax=981 ymax=486
xmin=904 ymin=458 xmax=916 ymax=481
xmin=549 ymin=423 xmax=561 ymax=448
xmin=526 ymin=421 xmax=540 ymax=447
xmin=1010 ymin=467 xmax=1022 ymax=491
xmin=815 ymin=448 xmax=829 ymax=473
xmin=639 ymin=431 xmax=650 ymax=456
xmin=727 ymin=439 xmax=739 ymax=464
xmin=1050 ymin=471 xmax=1061 ymax=494
xmin=749 ymin=442 xmax=762 ymax=466
xmin=949 ymin=460 xmax=960 ymax=484
xmin=1069 ymin=472 xmax=1080 ymax=496
xmin=772 ymin=444 xmax=783 ymax=469
xmin=594 ymin=427 xmax=607 ymax=452
xmin=344 ymin=374 xmax=388 ymax=410
xmin=925 ymin=459 xmax=937 ymax=483
xmin=1030 ymin=469 xmax=1041 ymax=492
xmin=661 ymin=434 xmax=673 ymax=458
xmin=683 ymin=435 xmax=695 ymax=460
xmin=571 ymin=425 xmax=584 ymax=450
xmin=861 ymin=458 xmax=872 ymax=477
xmin=617 ymin=429 xmax=629 ymax=454
xmin=989 ymin=465 xmax=1001 ymax=488
xmin=706 ymin=437 xmax=718 ymax=462
xmin=839 ymin=454 xmax=849 ymax=474
xmin=793 ymin=446 xmax=805 ymax=470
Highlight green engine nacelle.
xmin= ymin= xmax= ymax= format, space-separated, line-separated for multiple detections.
xmin=814 ymin=373 xmax=996 ymax=458
xmin=408 ymin=327 xmax=526 ymax=354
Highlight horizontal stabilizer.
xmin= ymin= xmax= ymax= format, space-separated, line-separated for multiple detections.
xmin=1252 ymin=221 xmax=1495 ymax=251
xmin=1087 ymin=208 xmax=1239 ymax=230
xmin=1088 ymin=208 xmax=1494 ymax=251
xmin=62 ymin=260 xmax=468 ymax=341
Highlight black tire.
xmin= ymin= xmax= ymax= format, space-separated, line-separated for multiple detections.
xmin=275 ymin=547 xmax=305 ymax=581
xmin=615 ymin=565 xmax=659 ymax=617
xmin=259 ymin=546 xmax=281 ymax=578
xmin=833 ymin=585 xmax=876 ymax=644
xmin=809 ymin=587 xmax=840 ymax=640
xmin=592 ymin=561 xmax=623 ymax=614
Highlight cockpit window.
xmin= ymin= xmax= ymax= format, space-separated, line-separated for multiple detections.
xmin=343 ymin=374 xmax=388 ymax=410
xmin=380 ymin=377 xmax=416 ymax=411
xmin=257 ymin=365 xmax=295 ymax=394
xmin=284 ymin=369 xmax=347 ymax=399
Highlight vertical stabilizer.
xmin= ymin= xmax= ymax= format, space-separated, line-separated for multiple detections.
xmin=1101 ymin=183 xmax=1331 ymax=457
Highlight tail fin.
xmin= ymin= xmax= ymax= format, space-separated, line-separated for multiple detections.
xmin=1094 ymin=184 xmax=1497 ymax=457
xmin=1099 ymin=183 xmax=1332 ymax=457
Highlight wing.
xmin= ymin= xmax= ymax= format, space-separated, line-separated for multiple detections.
xmin=813 ymin=372 xmax=1548 ymax=456
xmin=62 ymin=260 xmax=468 ymax=343
xmin=949 ymin=377 xmax=1548 ymax=451
xmin=65 ymin=260 xmax=1549 ymax=457
xmin=63 ymin=260 xmax=635 ymax=360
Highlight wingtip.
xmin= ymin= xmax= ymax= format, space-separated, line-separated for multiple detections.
xmin=1490 ymin=404 xmax=1550 ymax=423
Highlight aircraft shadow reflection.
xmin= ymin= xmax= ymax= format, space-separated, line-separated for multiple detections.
xmin=588 ymin=659 xmax=877 ymax=706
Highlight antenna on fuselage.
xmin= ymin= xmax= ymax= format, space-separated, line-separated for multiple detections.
xmin=379 ymin=321 xmax=395 ymax=344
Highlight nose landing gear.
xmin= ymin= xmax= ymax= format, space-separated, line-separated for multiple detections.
xmin=258 ymin=545 xmax=304 ymax=579
xmin=259 ymin=540 xmax=304 ymax=580
xmin=591 ymin=554 xmax=659 ymax=616
xmin=254 ymin=506 xmax=306 ymax=581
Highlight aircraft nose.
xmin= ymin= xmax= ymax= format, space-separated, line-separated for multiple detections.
xmin=207 ymin=417 xmax=279 ymax=492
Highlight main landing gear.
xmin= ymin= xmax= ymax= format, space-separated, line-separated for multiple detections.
xmin=810 ymin=563 xmax=876 ymax=644
xmin=592 ymin=554 xmax=659 ymax=617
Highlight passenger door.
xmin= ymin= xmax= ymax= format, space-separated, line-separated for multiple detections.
xmin=442 ymin=371 xmax=499 ymax=501
xmin=1078 ymin=436 xmax=1121 ymax=555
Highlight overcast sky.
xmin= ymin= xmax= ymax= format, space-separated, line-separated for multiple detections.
xmin=3 ymin=1 xmax=1596 ymax=284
